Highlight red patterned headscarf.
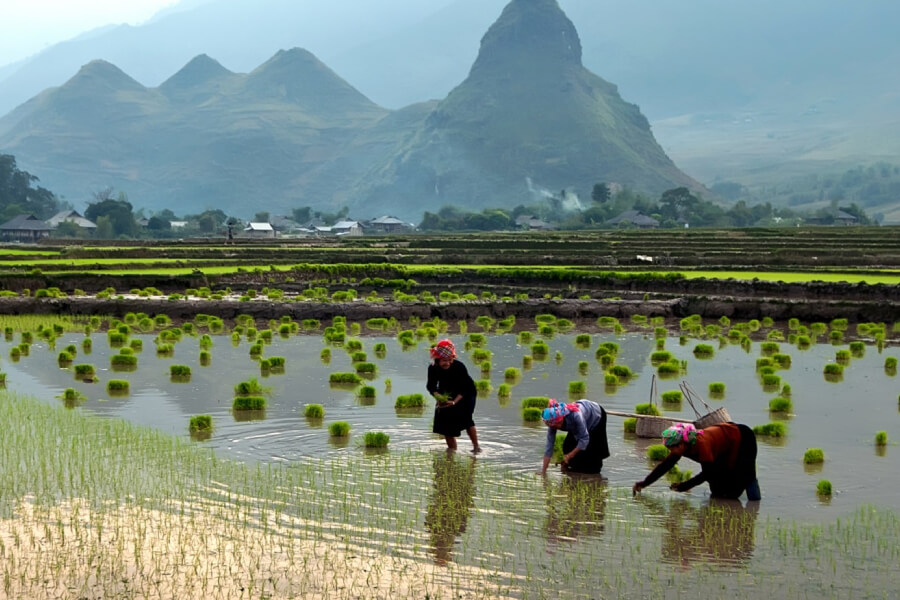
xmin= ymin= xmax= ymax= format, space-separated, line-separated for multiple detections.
xmin=430 ymin=339 xmax=457 ymax=361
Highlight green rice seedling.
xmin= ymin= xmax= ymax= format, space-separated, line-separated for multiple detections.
xmin=329 ymin=372 xmax=362 ymax=385
xmin=522 ymin=355 xmax=533 ymax=369
xmin=373 ymin=342 xmax=387 ymax=357
xmin=81 ymin=337 xmax=92 ymax=354
xmin=189 ymin=415 xmax=212 ymax=433
xmin=804 ymin=448 xmax=825 ymax=464
xmin=521 ymin=396 xmax=549 ymax=411
xmin=753 ymin=422 xmax=787 ymax=437
xmin=760 ymin=341 xmax=780 ymax=355
xmin=796 ymin=335 xmax=811 ymax=348
xmin=502 ymin=366 xmax=522 ymax=382
xmin=849 ymin=341 xmax=866 ymax=357
xmin=535 ymin=313 xmax=557 ymax=325
xmin=471 ymin=348 xmax=492 ymax=362
xmin=767 ymin=329 xmax=785 ymax=341
xmin=302 ymin=318 xmax=321 ymax=330
xmin=258 ymin=329 xmax=274 ymax=343
xmin=383 ymin=378 xmax=392 ymax=393
xmin=106 ymin=379 xmax=130 ymax=395
xmin=604 ymin=373 xmax=618 ymax=386
xmin=357 ymin=386 xmax=377 ymax=403
xmin=719 ymin=315 xmax=731 ymax=327
xmin=650 ymin=350 xmax=673 ymax=365
xmin=468 ymin=333 xmax=486 ymax=346
xmin=16 ymin=342 xmax=30 ymax=356
xmin=655 ymin=338 xmax=666 ymax=351
xmin=635 ymin=402 xmax=661 ymax=416
xmin=708 ymin=382 xmax=726 ymax=395
xmin=395 ymin=393 xmax=425 ymax=409
xmin=875 ymin=431 xmax=888 ymax=446
xmin=9 ymin=346 xmax=20 ymax=362
xmin=761 ymin=373 xmax=781 ymax=389
xmin=886 ymin=356 xmax=898 ymax=373
xmin=522 ymin=407 xmax=542 ymax=422
xmin=657 ymin=360 xmax=681 ymax=378
xmin=597 ymin=316 xmax=619 ymax=329
xmin=248 ymin=343 xmax=264 ymax=358
xmin=320 ymin=348 xmax=331 ymax=363
xmin=624 ymin=417 xmax=637 ymax=433
xmin=834 ymin=349 xmax=852 ymax=363
xmin=830 ymin=318 xmax=848 ymax=331
xmin=354 ymin=362 xmax=377 ymax=376
xmin=21 ymin=331 xmax=33 ymax=344
xmin=156 ymin=343 xmax=175 ymax=356
xmin=705 ymin=324 xmax=721 ymax=338
xmin=475 ymin=379 xmax=492 ymax=394
xmin=693 ymin=343 xmax=714 ymax=358
xmin=817 ymin=479 xmax=832 ymax=496
xmin=497 ymin=383 xmax=511 ymax=399
xmin=769 ymin=396 xmax=792 ymax=413
xmin=568 ymin=381 xmax=587 ymax=397
xmin=823 ymin=363 xmax=844 ymax=375
xmin=608 ymin=364 xmax=632 ymax=380
xmin=574 ymin=334 xmax=591 ymax=348
xmin=328 ymin=421 xmax=351 ymax=436
xmin=363 ymin=431 xmax=390 ymax=448
xmin=475 ymin=315 xmax=495 ymax=332
xmin=772 ymin=353 xmax=792 ymax=368
xmin=530 ymin=341 xmax=549 ymax=358
xmin=539 ymin=324 xmax=556 ymax=337
xmin=199 ymin=350 xmax=211 ymax=366
xmin=351 ymin=351 xmax=368 ymax=363
xmin=517 ymin=331 xmax=532 ymax=344
xmin=233 ymin=377 xmax=269 ymax=397
xmin=110 ymin=354 xmax=138 ymax=371
xmin=304 ymin=404 xmax=325 ymax=419
xmin=829 ymin=330 xmax=844 ymax=344
xmin=665 ymin=465 xmax=692 ymax=484
xmin=233 ymin=396 xmax=266 ymax=411
xmin=554 ymin=351 xmax=563 ymax=364
xmin=756 ymin=357 xmax=774 ymax=370
xmin=128 ymin=338 xmax=142 ymax=352
xmin=646 ymin=444 xmax=670 ymax=461
xmin=170 ymin=365 xmax=191 ymax=381
xmin=73 ymin=363 xmax=96 ymax=379
xmin=57 ymin=351 xmax=73 ymax=366
xmin=480 ymin=361 xmax=492 ymax=374
xmin=661 ymin=390 xmax=682 ymax=404
xmin=198 ymin=334 xmax=213 ymax=349
xmin=631 ymin=314 xmax=648 ymax=326
xmin=578 ymin=360 xmax=589 ymax=375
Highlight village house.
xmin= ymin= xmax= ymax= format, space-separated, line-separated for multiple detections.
xmin=46 ymin=209 xmax=97 ymax=232
xmin=0 ymin=214 xmax=54 ymax=242
xmin=242 ymin=222 xmax=276 ymax=238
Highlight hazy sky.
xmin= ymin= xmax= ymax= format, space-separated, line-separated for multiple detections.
xmin=0 ymin=0 xmax=179 ymax=66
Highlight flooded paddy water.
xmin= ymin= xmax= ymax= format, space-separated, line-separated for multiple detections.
xmin=1 ymin=316 xmax=898 ymax=598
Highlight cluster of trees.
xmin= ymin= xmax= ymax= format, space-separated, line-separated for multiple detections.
xmin=0 ymin=154 xmax=67 ymax=224
xmin=418 ymin=184 xmax=874 ymax=231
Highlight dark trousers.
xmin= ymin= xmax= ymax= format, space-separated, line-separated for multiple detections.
xmin=561 ymin=410 xmax=610 ymax=474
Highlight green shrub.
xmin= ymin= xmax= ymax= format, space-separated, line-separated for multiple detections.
xmin=804 ymin=448 xmax=825 ymax=464
xmin=189 ymin=415 xmax=213 ymax=433
xmin=328 ymin=421 xmax=351 ymax=437
xmin=304 ymin=404 xmax=325 ymax=418
xmin=233 ymin=396 xmax=266 ymax=411
xmin=363 ymin=431 xmax=390 ymax=448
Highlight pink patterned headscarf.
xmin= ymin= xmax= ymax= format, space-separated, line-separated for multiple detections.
xmin=662 ymin=423 xmax=704 ymax=447
xmin=542 ymin=398 xmax=580 ymax=427
xmin=430 ymin=339 xmax=457 ymax=361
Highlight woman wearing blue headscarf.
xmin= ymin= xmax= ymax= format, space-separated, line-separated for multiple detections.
xmin=540 ymin=399 xmax=609 ymax=475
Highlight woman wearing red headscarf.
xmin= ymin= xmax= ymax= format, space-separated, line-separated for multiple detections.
xmin=426 ymin=339 xmax=481 ymax=453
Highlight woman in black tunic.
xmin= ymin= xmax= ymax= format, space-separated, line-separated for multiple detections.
xmin=426 ymin=339 xmax=481 ymax=453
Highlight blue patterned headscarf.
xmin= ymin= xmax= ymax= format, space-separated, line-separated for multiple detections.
xmin=542 ymin=398 xmax=580 ymax=427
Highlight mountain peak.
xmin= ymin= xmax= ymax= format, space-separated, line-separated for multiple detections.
xmin=65 ymin=60 xmax=145 ymax=94
xmin=244 ymin=47 xmax=383 ymax=117
xmin=471 ymin=0 xmax=582 ymax=76
xmin=160 ymin=54 xmax=234 ymax=94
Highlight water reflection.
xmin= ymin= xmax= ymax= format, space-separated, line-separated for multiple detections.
xmin=639 ymin=496 xmax=759 ymax=568
xmin=543 ymin=475 xmax=608 ymax=545
xmin=424 ymin=452 xmax=477 ymax=565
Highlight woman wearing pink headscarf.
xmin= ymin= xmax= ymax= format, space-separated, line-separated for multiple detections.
xmin=540 ymin=398 xmax=609 ymax=475
xmin=633 ymin=422 xmax=760 ymax=500
xmin=426 ymin=340 xmax=481 ymax=453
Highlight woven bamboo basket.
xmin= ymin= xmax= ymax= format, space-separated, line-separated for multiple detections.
xmin=635 ymin=375 xmax=675 ymax=438
xmin=680 ymin=381 xmax=731 ymax=429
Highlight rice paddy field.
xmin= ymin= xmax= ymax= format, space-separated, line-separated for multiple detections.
xmin=0 ymin=312 xmax=898 ymax=598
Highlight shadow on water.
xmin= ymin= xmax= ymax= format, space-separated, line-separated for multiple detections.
xmin=424 ymin=451 xmax=477 ymax=566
